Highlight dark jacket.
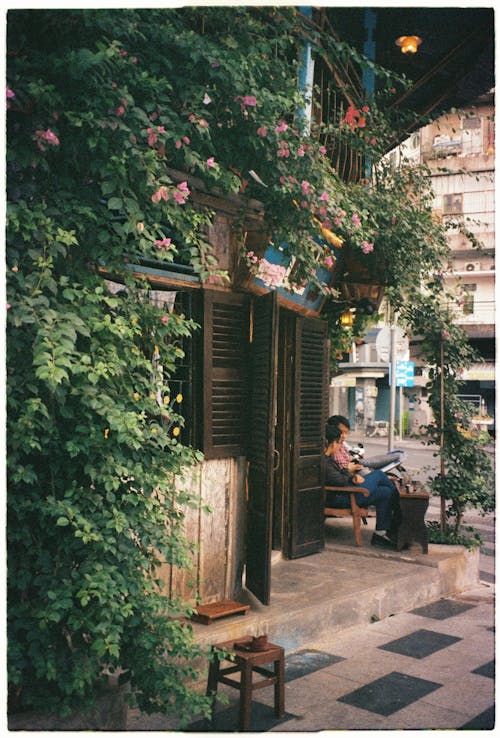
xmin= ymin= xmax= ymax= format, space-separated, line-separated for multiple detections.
xmin=325 ymin=454 xmax=352 ymax=487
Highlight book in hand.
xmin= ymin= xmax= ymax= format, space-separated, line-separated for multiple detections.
xmin=360 ymin=450 xmax=407 ymax=476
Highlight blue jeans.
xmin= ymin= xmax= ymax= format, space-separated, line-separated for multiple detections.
xmin=326 ymin=469 xmax=398 ymax=531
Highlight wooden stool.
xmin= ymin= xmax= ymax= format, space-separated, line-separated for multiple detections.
xmin=206 ymin=636 xmax=285 ymax=731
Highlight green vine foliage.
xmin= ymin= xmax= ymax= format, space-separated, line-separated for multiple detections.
xmin=392 ymin=289 xmax=494 ymax=534
xmin=6 ymin=6 xmax=493 ymax=721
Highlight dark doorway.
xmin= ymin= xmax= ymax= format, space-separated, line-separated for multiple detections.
xmin=246 ymin=300 xmax=329 ymax=604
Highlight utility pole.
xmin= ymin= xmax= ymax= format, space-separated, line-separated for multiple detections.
xmin=388 ymin=323 xmax=397 ymax=451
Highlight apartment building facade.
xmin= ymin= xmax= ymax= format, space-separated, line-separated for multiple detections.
xmin=331 ymin=92 xmax=495 ymax=435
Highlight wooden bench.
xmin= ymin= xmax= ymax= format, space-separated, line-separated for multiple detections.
xmin=324 ymin=485 xmax=375 ymax=546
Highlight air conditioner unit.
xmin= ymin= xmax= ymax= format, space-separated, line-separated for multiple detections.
xmin=465 ymin=262 xmax=481 ymax=272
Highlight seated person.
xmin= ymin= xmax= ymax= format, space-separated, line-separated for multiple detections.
xmin=327 ymin=415 xmax=405 ymax=474
xmin=325 ymin=424 xmax=400 ymax=549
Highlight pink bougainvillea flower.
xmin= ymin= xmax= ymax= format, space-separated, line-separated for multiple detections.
xmin=151 ymin=186 xmax=169 ymax=203
xmin=320 ymin=191 xmax=329 ymax=201
xmin=361 ymin=240 xmax=374 ymax=254
xmin=352 ymin=213 xmax=361 ymax=227
xmin=131 ymin=56 xmax=138 ymax=64
xmin=235 ymin=95 xmax=257 ymax=111
xmin=173 ymin=181 xmax=191 ymax=204
xmin=6 ymin=86 xmax=15 ymax=99
xmin=256 ymin=126 xmax=268 ymax=137
xmin=175 ymin=139 xmax=183 ymax=149
xmin=319 ymin=145 xmax=327 ymax=155
xmin=188 ymin=113 xmax=196 ymax=122
xmin=34 ymin=128 xmax=60 ymax=150
xmin=275 ymin=120 xmax=289 ymax=133
xmin=147 ymin=127 xmax=158 ymax=146
xmin=198 ymin=119 xmax=209 ymax=128
xmin=206 ymin=157 xmax=216 ymax=168
xmin=297 ymin=145 xmax=306 ymax=157
xmin=161 ymin=315 xmax=169 ymax=324
xmin=362 ymin=105 xmax=370 ymax=113
xmin=44 ymin=129 xmax=59 ymax=145
xmin=119 ymin=49 xmax=128 ymax=57
xmin=155 ymin=237 xmax=172 ymax=249
xmin=343 ymin=105 xmax=359 ymax=130
xmin=183 ymin=136 xmax=190 ymax=145
xmin=301 ymin=180 xmax=311 ymax=195
xmin=6 ymin=303 xmax=11 ymax=310
xmin=256 ymin=258 xmax=288 ymax=288
xmin=324 ymin=254 xmax=335 ymax=269
xmin=116 ymin=105 xmax=126 ymax=117
xmin=357 ymin=116 xmax=366 ymax=129
xmin=203 ymin=93 xmax=212 ymax=105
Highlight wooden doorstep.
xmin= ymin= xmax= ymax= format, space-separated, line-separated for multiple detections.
xmin=190 ymin=599 xmax=250 ymax=625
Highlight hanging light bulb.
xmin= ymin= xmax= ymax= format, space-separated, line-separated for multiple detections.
xmin=395 ymin=35 xmax=422 ymax=54
xmin=340 ymin=310 xmax=354 ymax=327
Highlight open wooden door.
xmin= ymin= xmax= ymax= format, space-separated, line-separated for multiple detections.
xmin=286 ymin=316 xmax=329 ymax=559
xmin=245 ymin=292 xmax=278 ymax=605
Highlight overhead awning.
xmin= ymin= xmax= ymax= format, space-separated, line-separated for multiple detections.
xmin=460 ymin=363 xmax=496 ymax=381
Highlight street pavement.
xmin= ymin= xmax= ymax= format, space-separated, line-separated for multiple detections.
xmin=127 ymin=583 xmax=494 ymax=732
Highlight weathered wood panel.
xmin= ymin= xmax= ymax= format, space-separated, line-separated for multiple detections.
xmin=158 ymin=457 xmax=246 ymax=606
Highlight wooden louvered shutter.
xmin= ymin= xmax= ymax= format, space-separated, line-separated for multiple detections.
xmin=203 ymin=290 xmax=249 ymax=459
xmin=288 ymin=316 xmax=329 ymax=559
xmin=245 ymin=292 xmax=278 ymax=605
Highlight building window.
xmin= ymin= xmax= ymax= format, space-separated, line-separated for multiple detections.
xmin=443 ymin=193 xmax=463 ymax=214
xmin=463 ymin=283 xmax=477 ymax=315
xmin=462 ymin=116 xmax=483 ymax=155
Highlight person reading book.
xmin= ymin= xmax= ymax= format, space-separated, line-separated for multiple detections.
xmin=324 ymin=423 xmax=401 ymax=548
xmin=327 ymin=415 xmax=406 ymax=475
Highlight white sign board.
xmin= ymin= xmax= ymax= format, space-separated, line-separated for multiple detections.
xmin=375 ymin=326 xmax=409 ymax=363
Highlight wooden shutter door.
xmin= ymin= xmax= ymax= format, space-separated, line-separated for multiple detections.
xmin=203 ymin=290 xmax=249 ymax=459
xmin=245 ymin=292 xmax=278 ymax=605
xmin=287 ymin=315 xmax=329 ymax=559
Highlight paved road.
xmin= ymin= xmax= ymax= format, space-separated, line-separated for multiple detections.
xmin=350 ymin=434 xmax=495 ymax=586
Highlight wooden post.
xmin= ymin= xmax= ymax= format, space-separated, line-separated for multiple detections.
xmin=440 ymin=339 xmax=446 ymax=532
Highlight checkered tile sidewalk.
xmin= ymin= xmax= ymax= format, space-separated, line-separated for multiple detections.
xmin=179 ymin=589 xmax=494 ymax=732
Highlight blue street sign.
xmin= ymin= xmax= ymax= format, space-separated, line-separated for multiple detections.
xmin=395 ymin=360 xmax=415 ymax=387
xmin=389 ymin=361 xmax=415 ymax=387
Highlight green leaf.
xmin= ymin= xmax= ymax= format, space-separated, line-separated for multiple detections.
xmin=107 ymin=197 xmax=123 ymax=210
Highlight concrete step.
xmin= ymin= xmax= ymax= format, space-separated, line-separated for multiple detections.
xmin=190 ymin=521 xmax=480 ymax=656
